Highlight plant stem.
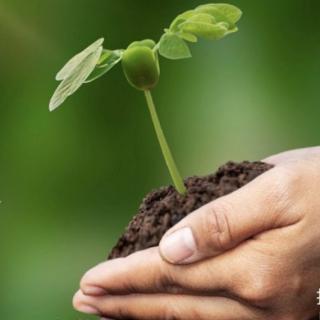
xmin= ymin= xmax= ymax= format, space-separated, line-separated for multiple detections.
xmin=144 ymin=90 xmax=186 ymax=195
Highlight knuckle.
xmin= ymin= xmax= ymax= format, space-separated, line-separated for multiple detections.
xmin=272 ymin=165 xmax=302 ymax=197
xmin=263 ymin=166 xmax=299 ymax=216
xmin=163 ymin=299 xmax=183 ymax=320
xmin=238 ymin=263 xmax=304 ymax=309
xmin=126 ymin=248 xmax=184 ymax=295
xmin=289 ymin=274 xmax=304 ymax=296
xmin=138 ymin=248 xmax=183 ymax=294
xmin=163 ymin=282 xmax=184 ymax=294
xmin=158 ymin=264 xmax=183 ymax=294
xmin=239 ymin=270 xmax=278 ymax=306
xmin=114 ymin=304 xmax=130 ymax=319
xmin=203 ymin=200 xmax=233 ymax=252
xmin=163 ymin=297 xmax=203 ymax=320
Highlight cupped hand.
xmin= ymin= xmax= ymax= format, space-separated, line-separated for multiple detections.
xmin=73 ymin=147 xmax=320 ymax=320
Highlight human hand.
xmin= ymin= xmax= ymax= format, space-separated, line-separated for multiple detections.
xmin=73 ymin=147 xmax=320 ymax=319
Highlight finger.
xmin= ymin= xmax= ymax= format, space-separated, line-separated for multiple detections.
xmin=73 ymin=290 xmax=262 ymax=320
xmin=159 ymin=165 xmax=300 ymax=264
xmin=79 ymin=247 xmax=237 ymax=296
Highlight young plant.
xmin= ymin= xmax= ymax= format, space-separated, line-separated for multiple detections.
xmin=49 ymin=3 xmax=242 ymax=195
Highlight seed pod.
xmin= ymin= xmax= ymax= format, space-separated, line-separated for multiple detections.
xmin=122 ymin=40 xmax=160 ymax=90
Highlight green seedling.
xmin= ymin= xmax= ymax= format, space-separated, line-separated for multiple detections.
xmin=49 ymin=3 xmax=242 ymax=195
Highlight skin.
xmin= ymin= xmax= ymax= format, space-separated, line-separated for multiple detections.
xmin=73 ymin=147 xmax=320 ymax=320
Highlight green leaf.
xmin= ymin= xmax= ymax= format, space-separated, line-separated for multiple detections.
xmin=85 ymin=49 xmax=123 ymax=83
xmin=55 ymin=38 xmax=104 ymax=81
xmin=179 ymin=32 xmax=198 ymax=43
xmin=49 ymin=46 xmax=102 ymax=111
xmin=165 ymin=4 xmax=242 ymax=46
xmin=180 ymin=20 xmax=229 ymax=40
xmin=159 ymin=33 xmax=191 ymax=60
xmin=195 ymin=4 xmax=242 ymax=25
xmin=169 ymin=10 xmax=195 ymax=32
xmin=185 ymin=12 xmax=215 ymax=24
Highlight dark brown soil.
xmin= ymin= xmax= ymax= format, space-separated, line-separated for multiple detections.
xmin=109 ymin=161 xmax=273 ymax=259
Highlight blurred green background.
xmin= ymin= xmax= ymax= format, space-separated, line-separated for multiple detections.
xmin=0 ymin=0 xmax=319 ymax=319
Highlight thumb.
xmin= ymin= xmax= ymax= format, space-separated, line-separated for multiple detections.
xmin=159 ymin=166 xmax=295 ymax=264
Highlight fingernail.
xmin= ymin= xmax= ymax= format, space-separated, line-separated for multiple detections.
xmin=77 ymin=304 xmax=99 ymax=315
xmin=83 ymin=286 xmax=106 ymax=296
xmin=160 ymin=227 xmax=196 ymax=263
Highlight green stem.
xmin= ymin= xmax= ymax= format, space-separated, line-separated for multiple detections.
xmin=144 ymin=90 xmax=186 ymax=195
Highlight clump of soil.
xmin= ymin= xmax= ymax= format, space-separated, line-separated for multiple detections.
xmin=109 ymin=161 xmax=272 ymax=259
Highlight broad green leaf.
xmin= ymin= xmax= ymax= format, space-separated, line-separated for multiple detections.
xmin=49 ymin=47 xmax=102 ymax=111
xmin=211 ymin=3 xmax=242 ymax=23
xmin=166 ymin=4 xmax=241 ymax=46
xmin=56 ymin=38 xmax=104 ymax=81
xmin=180 ymin=20 xmax=229 ymax=40
xmin=159 ymin=33 xmax=191 ymax=60
xmin=186 ymin=12 xmax=215 ymax=24
xmin=179 ymin=32 xmax=198 ymax=43
xmin=85 ymin=49 xmax=123 ymax=83
xmin=196 ymin=4 xmax=242 ymax=25
xmin=169 ymin=10 xmax=196 ymax=32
